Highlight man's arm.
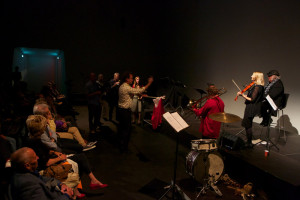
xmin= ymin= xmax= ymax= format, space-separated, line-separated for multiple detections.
xmin=268 ymin=81 xmax=284 ymax=99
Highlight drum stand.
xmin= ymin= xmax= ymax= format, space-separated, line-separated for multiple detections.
xmin=196 ymin=152 xmax=222 ymax=199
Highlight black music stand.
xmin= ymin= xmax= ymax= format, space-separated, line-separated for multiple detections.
xmin=159 ymin=112 xmax=189 ymax=200
xmin=255 ymin=112 xmax=279 ymax=151
xmin=255 ymin=95 xmax=279 ymax=151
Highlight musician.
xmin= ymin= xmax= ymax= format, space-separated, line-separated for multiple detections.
xmin=237 ymin=72 xmax=264 ymax=148
xmin=260 ymin=70 xmax=285 ymax=126
xmin=193 ymin=85 xmax=225 ymax=139
xmin=118 ymin=72 xmax=153 ymax=153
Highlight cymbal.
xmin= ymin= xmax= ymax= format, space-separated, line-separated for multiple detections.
xmin=208 ymin=112 xmax=241 ymax=123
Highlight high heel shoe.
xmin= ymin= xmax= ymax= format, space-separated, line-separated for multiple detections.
xmin=76 ymin=193 xmax=86 ymax=199
xmin=89 ymin=183 xmax=108 ymax=189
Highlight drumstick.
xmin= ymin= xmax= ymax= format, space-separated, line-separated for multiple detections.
xmin=232 ymin=79 xmax=242 ymax=91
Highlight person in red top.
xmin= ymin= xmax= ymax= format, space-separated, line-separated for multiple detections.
xmin=193 ymin=85 xmax=225 ymax=139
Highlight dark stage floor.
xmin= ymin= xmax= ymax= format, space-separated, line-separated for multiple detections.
xmin=74 ymin=105 xmax=300 ymax=200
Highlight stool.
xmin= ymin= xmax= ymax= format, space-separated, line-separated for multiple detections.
xmin=259 ymin=93 xmax=289 ymax=143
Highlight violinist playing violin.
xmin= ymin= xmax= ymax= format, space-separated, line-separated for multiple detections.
xmin=237 ymin=72 xmax=264 ymax=148
xmin=193 ymin=85 xmax=225 ymax=139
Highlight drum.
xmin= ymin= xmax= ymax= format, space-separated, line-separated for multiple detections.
xmin=186 ymin=150 xmax=224 ymax=183
xmin=191 ymin=139 xmax=218 ymax=152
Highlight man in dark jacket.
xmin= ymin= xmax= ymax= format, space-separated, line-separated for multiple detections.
xmin=260 ymin=70 xmax=285 ymax=126
xmin=9 ymin=147 xmax=73 ymax=200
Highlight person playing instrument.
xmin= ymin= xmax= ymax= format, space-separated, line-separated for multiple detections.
xmin=237 ymin=72 xmax=264 ymax=148
xmin=193 ymin=85 xmax=225 ymax=139
xmin=260 ymin=70 xmax=285 ymax=127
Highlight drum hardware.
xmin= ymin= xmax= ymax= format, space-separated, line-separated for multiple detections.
xmin=185 ymin=150 xmax=224 ymax=199
xmin=195 ymin=152 xmax=222 ymax=199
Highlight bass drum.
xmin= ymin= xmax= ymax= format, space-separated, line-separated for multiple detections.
xmin=186 ymin=150 xmax=224 ymax=183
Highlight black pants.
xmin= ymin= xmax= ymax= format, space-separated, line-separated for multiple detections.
xmin=88 ymin=104 xmax=101 ymax=131
xmin=118 ymin=107 xmax=132 ymax=152
xmin=68 ymin=153 xmax=92 ymax=176
xmin=108 ymin=101 xmax=118 ymax=121
xmin=57 ymin=138 xmax=83 ymax=154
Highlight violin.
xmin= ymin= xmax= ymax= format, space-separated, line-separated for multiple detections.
xmin=234 ymin=81 xmax=255 ymax=101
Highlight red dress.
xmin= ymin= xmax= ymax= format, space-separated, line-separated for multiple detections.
xmin=193 ymin=96 xmax=224 ymax=139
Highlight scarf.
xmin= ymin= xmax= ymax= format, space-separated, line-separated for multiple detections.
xmin=264 ymin=77 xmax=280 ymax=94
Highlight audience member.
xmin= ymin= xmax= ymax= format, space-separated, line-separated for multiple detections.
xmin=33 ymin=103 xmax=96 ymax=152
xmin=86 ymin=73 xmax=102 ymax=133
xmin=131 ymin=76 xmax=144 ymax=125
xmin=25 ymin=116 xmax=108 ymax=198
xmin=10 ymin=147 xmax=73 ymax=200
xmin=107 ymin=72 xmax=120 ymax=121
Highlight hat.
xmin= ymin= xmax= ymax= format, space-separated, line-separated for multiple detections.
xmin=267 ymin=70 xmax=280 ymax=77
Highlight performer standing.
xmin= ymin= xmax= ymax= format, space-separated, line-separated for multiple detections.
xmin=131 ymin=76 xmax=143 ymax=125
xmin=260 ymin=70 xmax=285 ymax=126
xmin=237 ymin=72 xmax=264 ymax=148
xmin=118 ymin=72 xmax=153 ymax=153
xmin=193 ymin=85 xmax=225 ymax=139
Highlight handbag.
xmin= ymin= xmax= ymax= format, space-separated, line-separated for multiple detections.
xmin=63 ymin=172 xmax=80 ymax=188
xmin=43 ymin=163 xmax=72 ymax=181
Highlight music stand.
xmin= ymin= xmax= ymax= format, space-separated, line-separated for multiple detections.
xmin=255 ymin=95 xmax=279 ymax=151
xmin=159 ymin=112 xmax=189 ymax=200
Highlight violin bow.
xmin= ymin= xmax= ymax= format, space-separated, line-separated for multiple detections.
xmin=232 ymin=79 xmax=242 ymax=91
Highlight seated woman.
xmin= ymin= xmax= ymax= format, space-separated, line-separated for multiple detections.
xmin=25 ymin=115 xmax=108 ymax=198
xmin=33 ymin=102 xmax=97 ymax=152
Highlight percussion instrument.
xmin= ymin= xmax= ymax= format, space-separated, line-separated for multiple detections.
xmin=186 ymin=150 xmax=224 ymax=183
xmin=209 ymin=112 xmax=241 ymax=123
xmin=191 ymin=139 xmax=218 ymax=152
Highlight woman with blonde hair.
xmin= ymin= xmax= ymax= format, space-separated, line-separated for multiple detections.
xmin=237 ymin=71 xmax=265 ymax=148
xmin=25 ymin=115 xmax=108 ymax=199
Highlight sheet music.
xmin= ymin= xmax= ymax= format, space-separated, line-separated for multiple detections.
xmin=266 ymin=95 xmax=278 ymax=111
xmin=163 ymin=112 xmax=189 ymax=132
xmin=171 ymin=112 xmax=189 ymax=130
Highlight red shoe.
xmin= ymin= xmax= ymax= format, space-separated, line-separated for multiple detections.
xmin=89 ymin=183 xmax=108 ymax=189
xmin=76 ymin=193 xmax=86 ymax=199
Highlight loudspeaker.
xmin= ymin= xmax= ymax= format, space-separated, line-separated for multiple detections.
xmin=220 ymin=132 xmax=245 ymax=150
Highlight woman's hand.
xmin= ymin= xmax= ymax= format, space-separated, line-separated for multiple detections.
xmin=61 ymin=184 xmax=73 ymax=197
